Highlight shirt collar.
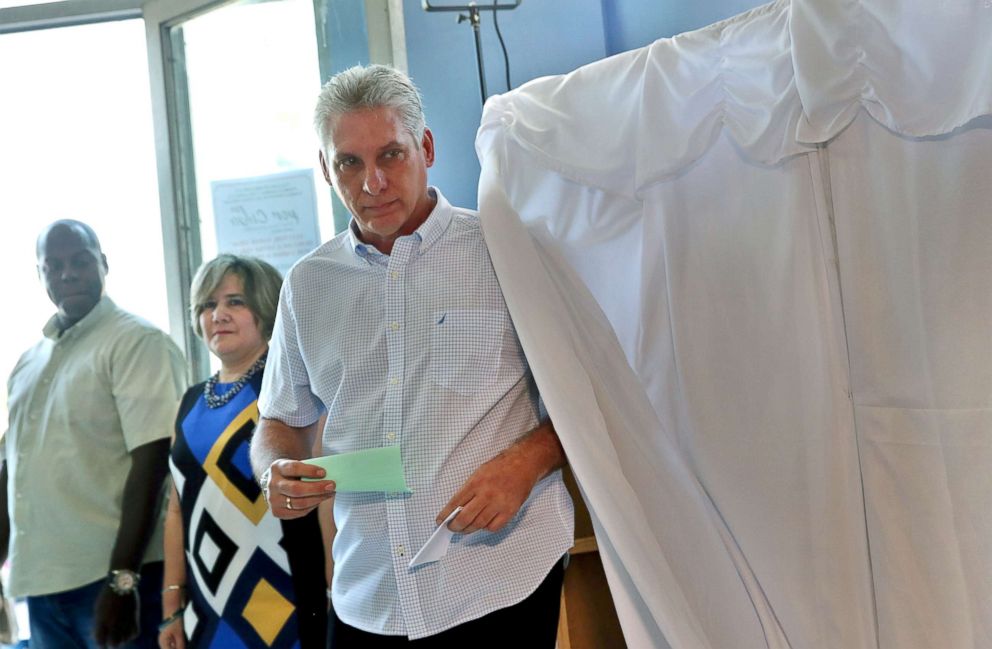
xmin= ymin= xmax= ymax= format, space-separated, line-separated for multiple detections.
xmin=347 ymin=187 xmax=453 ymax=262
xmin=43 ymin=295 xmax=114 ymax=341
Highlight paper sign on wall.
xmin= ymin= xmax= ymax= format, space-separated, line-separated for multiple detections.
xmin=211 ymin=169 xmax=321 ymax=276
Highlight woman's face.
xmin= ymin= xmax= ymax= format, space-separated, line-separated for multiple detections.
xmin=198 ymin=273 xmax=266 ymax=369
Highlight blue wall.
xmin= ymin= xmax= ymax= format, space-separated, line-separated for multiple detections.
xmin=404 ymin=0 xmax=608 ymax=209
xmin=602 ymin=0 xmax=769 ymax=54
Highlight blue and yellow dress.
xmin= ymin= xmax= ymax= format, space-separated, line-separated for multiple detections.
xmin=170 ymin=368 xmax=325 ymax=649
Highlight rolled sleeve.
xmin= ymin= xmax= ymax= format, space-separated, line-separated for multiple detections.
xmin=259 ymin=279 xmax=323 ymax=426
xmin=111 ymin=330 xmax=186 ymax=451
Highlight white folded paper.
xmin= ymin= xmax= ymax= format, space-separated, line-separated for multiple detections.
xmin=409 ymin=506 xmax=463 ymax=568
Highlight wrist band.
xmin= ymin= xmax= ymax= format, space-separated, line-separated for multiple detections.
xmin=162 ymin=584 xmax=186 ymax=594
xmin=158 ymin=606 xmax=185 ymax=631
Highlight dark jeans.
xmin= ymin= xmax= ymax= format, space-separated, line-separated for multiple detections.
xmin=26 ymin=561 xmax=163 ymax=649
xmin=327 ymin=556 xmax=565 ymax=648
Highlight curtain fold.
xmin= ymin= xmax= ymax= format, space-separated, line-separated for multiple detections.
xmin=479 ymin=150 xmax=786 ymax=648
xmin=476 ymin=1 xmax=992 ymax=647
xmin=477 ymin=0 xmax=808 ymax=198
xmin=791 ymin=0 xmax=992 ymax=140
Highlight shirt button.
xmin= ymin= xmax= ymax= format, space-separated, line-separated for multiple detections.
xmin=389 ymin=322 xmax=400 ymax=331
xmin=386 ymin=431 xmax=396 ymax=441
xmin=390 ymin=271 xmax=399 ymax=280
xmin=389 ymin=377 xmax=399 ymax=385
xmin=397 ymin=545 xmax=405 ymax=557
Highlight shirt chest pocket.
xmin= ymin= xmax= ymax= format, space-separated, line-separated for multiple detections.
xmin=429 ymin=309 xmax=507 ymax=396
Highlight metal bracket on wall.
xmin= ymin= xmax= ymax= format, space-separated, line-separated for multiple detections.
xmin=422 ymin=1 xmax=521 ymax=104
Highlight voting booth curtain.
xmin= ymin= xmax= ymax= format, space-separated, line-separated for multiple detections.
xmin=475 ymin=1 xmax=992 ymax=647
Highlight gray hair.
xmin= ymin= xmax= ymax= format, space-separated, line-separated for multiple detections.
xmin=313 ymin=64 xmax=426 ymax=150
xmin=189 ymin=254 xmax=283 ymax=340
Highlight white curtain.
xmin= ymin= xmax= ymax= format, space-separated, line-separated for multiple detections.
xmin=475 ymin=1 xmax=992 ymax=647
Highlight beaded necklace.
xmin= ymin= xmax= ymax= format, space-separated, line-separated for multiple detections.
xmin=203 ymin=355 xmax=266 ymax=409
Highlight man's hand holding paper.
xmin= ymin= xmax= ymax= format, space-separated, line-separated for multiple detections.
xmin=265 ymin=458 xmax=336 ymax=520
xmin=436 ymin=420 xmax=566 ymax=534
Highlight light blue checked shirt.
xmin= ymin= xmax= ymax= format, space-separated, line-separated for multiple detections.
xmin=259 ymin=189 xmax=574 ymax=639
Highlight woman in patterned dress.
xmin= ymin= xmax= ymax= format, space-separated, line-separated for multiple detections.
xmin=158 ymin=255 xmax=326 ymax=649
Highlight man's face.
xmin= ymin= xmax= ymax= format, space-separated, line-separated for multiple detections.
xmin=37 ymin=225 xmax=107 ymax=327
xmin=319 ymin=106 xmax=435 ymax=251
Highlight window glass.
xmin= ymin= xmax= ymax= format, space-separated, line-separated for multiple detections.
xmin=177 ymin=0 xmax=331 ymax=269
xmin=0 ymin=19 xmax=166 ymax=426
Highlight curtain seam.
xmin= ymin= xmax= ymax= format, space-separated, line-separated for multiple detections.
xmin=811 ymin=143 xmax=882 ymax=649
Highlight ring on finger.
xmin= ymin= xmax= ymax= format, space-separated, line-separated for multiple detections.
xmin=286 ymin=496 xmax=293 ymax=511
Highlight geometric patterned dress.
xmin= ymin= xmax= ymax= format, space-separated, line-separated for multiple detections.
xmin=170 ymin=370 xmax=326 ymax=649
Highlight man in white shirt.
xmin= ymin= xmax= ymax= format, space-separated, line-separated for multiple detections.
xmin=251 ymin=65 xmax=573 ymax=647
xmin=1 ymin=220 xmax=185 ymax=648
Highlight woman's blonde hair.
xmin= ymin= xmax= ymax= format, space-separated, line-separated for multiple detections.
xmin=189 ymin=254 xmax=283 ymax=340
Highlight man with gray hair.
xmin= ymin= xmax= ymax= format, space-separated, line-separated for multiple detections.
xmin=1 ymin=220 xmax=186 ymax=648
xmin=251 ymin=64 xmax=573 ymax=647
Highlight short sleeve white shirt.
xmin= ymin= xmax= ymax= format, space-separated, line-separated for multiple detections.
xmin=259 ymin=189 xmax=574 ymax=639
xmin=3 ymin=297 xmax=186 ymax=596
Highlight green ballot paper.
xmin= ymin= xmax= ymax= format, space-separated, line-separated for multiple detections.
xmin=302 ymin=446 xmax=412 ymax=493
